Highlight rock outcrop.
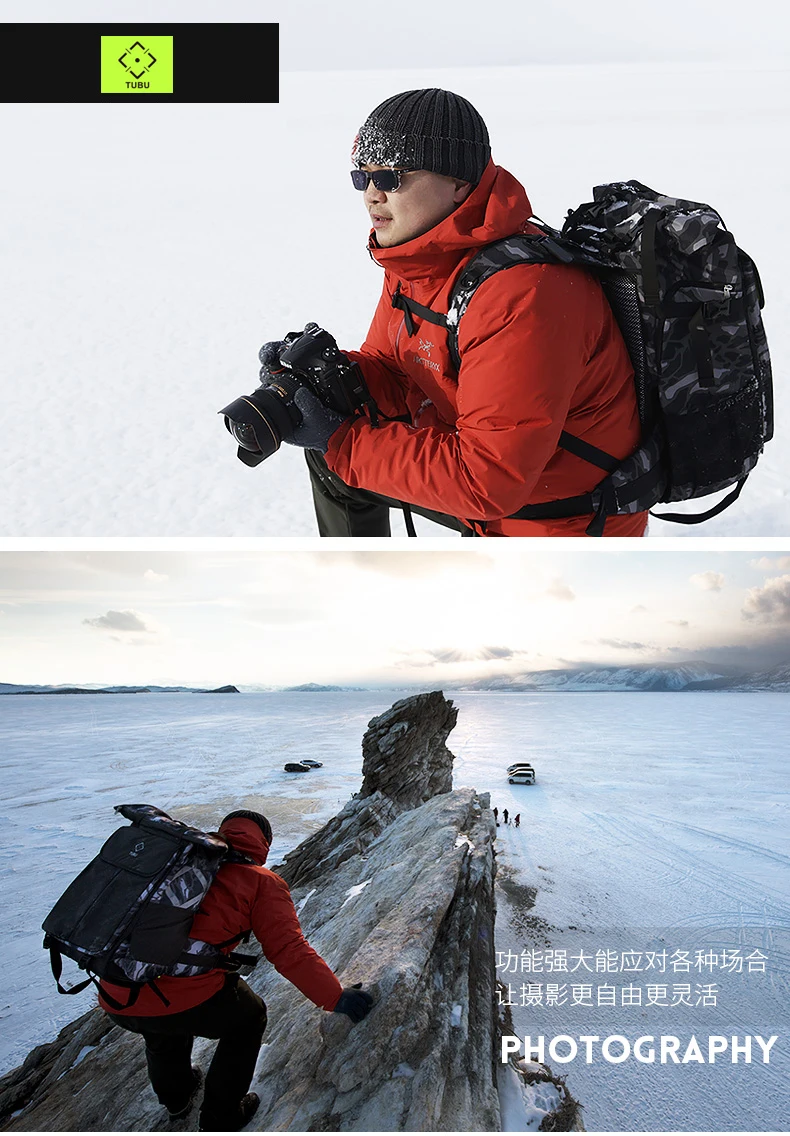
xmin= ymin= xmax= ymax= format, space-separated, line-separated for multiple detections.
xmin=1 ymin=692 xmax=500 ymax=1132
xmin=280 ymin=691 xmax=458 ymax=890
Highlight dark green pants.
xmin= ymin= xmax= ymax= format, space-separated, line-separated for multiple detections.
xmin=304 ymin=449 xmax=473 ymax=537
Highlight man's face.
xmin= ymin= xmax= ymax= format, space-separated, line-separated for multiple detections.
xmin=361 ymin=166 xmax=472 ymax=247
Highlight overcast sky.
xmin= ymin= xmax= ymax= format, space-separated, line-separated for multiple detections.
xmin=1 ymin=550 xmax=790 ymax=687
xmin=5 ymin=0 xmax=788 ymax=68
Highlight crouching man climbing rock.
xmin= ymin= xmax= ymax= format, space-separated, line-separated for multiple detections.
xmin=98 ymin=810 xmax=374 ymax=1131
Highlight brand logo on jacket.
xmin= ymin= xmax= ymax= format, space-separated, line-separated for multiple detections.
xmin=413 ymin=354 xmax=440 ymax=373
xmin=418 ymin=339 xmax=434 ymax=354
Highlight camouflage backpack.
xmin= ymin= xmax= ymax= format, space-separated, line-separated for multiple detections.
xmin=394 ymin=180 xmax=773 ymax=534
xmin=42 ymin=804 xmax=258 ymax=1010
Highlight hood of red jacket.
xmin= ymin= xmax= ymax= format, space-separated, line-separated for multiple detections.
xmin=367 ymin=160 xmax=533 ymax=282
xmin=218 ymin=817 xmax=270 ymax=865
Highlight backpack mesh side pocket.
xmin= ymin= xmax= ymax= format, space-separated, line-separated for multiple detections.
xmin=663 ymin=382 xmax=764 ymax=498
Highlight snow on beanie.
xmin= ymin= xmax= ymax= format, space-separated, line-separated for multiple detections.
xmin=221 ymin=809 xmax=272 ymax=844
xmin=351 ymin=88 xmax=491 ymax=185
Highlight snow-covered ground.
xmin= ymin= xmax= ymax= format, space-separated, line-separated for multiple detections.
xmin=1 ymin=690 xmax=788 ymax=1131
xmin=2 ymin=61 xmax=788 ymax=537
xmin=485 ymin=695 xmax=790 ymax=1131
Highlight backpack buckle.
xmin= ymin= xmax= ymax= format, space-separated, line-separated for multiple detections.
xmin=535 ymin=235 xmax=576 ymax=264
xmin=586 ymin=483 xmax=619 ymax=537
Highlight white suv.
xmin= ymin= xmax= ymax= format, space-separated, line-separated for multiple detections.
xmin=507 ymin=763 xmax=536 ymax=785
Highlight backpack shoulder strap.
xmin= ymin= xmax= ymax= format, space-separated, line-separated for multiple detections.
xmin=445 ymin=232 xmax=620 ymax=476
xmin=389 ymin=230 xmax=575 ymax=362
xmin=390 ymin=229 xmax=622 ymax=516
xmin=444 ymin=230 xmax=576 ymax=371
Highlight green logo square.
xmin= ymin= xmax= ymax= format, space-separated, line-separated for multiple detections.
xmin=101 ymin=36 xmax=174 ymax=93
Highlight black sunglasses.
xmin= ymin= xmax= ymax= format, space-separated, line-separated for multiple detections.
xmin=350 ymin=168 xmax=415 ymax=192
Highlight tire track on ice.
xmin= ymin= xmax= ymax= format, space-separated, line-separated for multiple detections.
xmin=583 ymin=811 xmax=790 ymax=924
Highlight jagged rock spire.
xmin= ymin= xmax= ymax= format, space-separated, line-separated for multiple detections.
xmin=360 ymin=690 xmax=458 ymax=807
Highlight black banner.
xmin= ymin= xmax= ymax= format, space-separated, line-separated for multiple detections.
xmin=1 ymin=24 xmax=279 ymax=102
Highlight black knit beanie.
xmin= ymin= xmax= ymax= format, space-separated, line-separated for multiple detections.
xmin=221 ymin=809 xmax=272 ymax=844
xmin=352 ymin=89 xmax=491 ymax=185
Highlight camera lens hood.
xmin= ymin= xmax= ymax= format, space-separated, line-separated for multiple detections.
xmin=220 ymin=392 xmax=282 ymax=463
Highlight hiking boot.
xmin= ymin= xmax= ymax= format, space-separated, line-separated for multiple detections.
xmin=167 ymin=1066 xmax=203 ymax=1121
xmin=199 ymin=1092 xmax=260 ymax=1132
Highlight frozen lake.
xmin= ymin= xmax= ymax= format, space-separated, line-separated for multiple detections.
xmin=1 ymin=690 xmax=788 ymax=1129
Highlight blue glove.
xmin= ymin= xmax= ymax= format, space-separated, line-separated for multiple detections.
xmin=333 ymin=984 xmax=374 ymax=1024
xmin=284 ymin=387 xmax=348 ymax=453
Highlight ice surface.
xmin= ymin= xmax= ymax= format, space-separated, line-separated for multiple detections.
xmin=1 ymin=690 xmax=788 ymax=1130
xmin=497 ymin=1061 xmax=551 ymax=1130
xmin=1 ymin=62 xmax=787 ymax=536
xmin=392 ymin=1063 xmax=415 ymax=1079
xmin=340 ymin=878 xmax=372 ymax=907
xmin=295 ymin=887 xmax=316 ymax=916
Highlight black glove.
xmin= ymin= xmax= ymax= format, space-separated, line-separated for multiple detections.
xmin=258 ymin=338 xmax=347 ymax=452
xmin=333 ymin=983 xmax=374 ymax=1024
xmin=258 ymin=339 xmax=288 ymax=381
xmin=284 ymin=387 xmax=348 ymax=453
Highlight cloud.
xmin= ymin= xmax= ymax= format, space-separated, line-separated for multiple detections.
xmin=690 ymin=572 xmax=725 ymax=592
xmin=666 ymin=619 xmax=689 ymax=627
xmin=322 ymin=552 xmax=494 ymax=578
xmin=749 ymin=557 xmax=790 ymax=572
xmin=83 ymin=609 xmax=153 ymax=633
xmin=742 ymin=575 xmax=790 ymax=623
xmin=428 ymin=649 xmax=476 ymax=665
xmin=597 ymin=638 xmax=648 ymax=651
xmin=482 ymin=646 xmax=520 ymax=660
xmin=545 ymin=579 xmax=575 ymax=602
xmin=429 ymin=646 xmax=526 ymax=664
xmin=631 ymin=604 xmax=648 ymax=613
xmin=395 ymin=645 xmax=529 ymax=668
xmin=143 ymin=569 xmax=168 ymax=581
xmin=244 ymin=605 xmax=323 ymax=626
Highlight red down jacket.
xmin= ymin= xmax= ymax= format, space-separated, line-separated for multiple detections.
xmin=325 ymin=159 xmax=647 ymax=536
xmin=98 ymin=816 xmax=343 ymax=1017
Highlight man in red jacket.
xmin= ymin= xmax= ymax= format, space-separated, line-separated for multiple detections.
xmin=100 ymin=810 xmax=373 ymax=1132
xmin=259 ymin=88 xmax=647 ymax=537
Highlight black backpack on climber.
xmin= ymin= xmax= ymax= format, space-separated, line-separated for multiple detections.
xmin=42 ymin=804 xmax=258 ymax=1010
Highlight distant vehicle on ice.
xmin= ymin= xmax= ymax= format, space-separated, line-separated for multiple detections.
xmin=507 ymin=763 xmax=536 ymax=785
xmin=283 ymin=759 xmax=324 ymax=773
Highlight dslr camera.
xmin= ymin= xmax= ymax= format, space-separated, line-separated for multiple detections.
xmin=220 ymin=323 xmax=378 ymax=467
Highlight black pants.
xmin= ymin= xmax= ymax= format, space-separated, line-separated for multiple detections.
xmin=304 ymin=448 xmax=474 ymax=537
xmin=108 ymin=975 xmax=267 ymax=1123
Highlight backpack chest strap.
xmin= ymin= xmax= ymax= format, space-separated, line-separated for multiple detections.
xmin=392 ymin=234 xmax=574 ymax=369
xmin=391 ymin=283 xmax=449 ymax=337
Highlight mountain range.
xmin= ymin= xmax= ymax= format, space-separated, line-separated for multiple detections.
xmin=3 ymin=663 xmax=790 ymax=694
xmin=0 ymin=684 xmax=239 ymax=696
xmin=456 ymin=661 xmax=790 ymax=692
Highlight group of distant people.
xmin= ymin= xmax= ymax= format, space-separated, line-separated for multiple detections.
xmin=493 ymin=807 xmax=520 ymax=829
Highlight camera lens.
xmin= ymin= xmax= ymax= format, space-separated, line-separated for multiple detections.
xmin=219 ymin=377 xmax=304 ymax=467
xmin=228 ymin=419 xmax=262 ymax=453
